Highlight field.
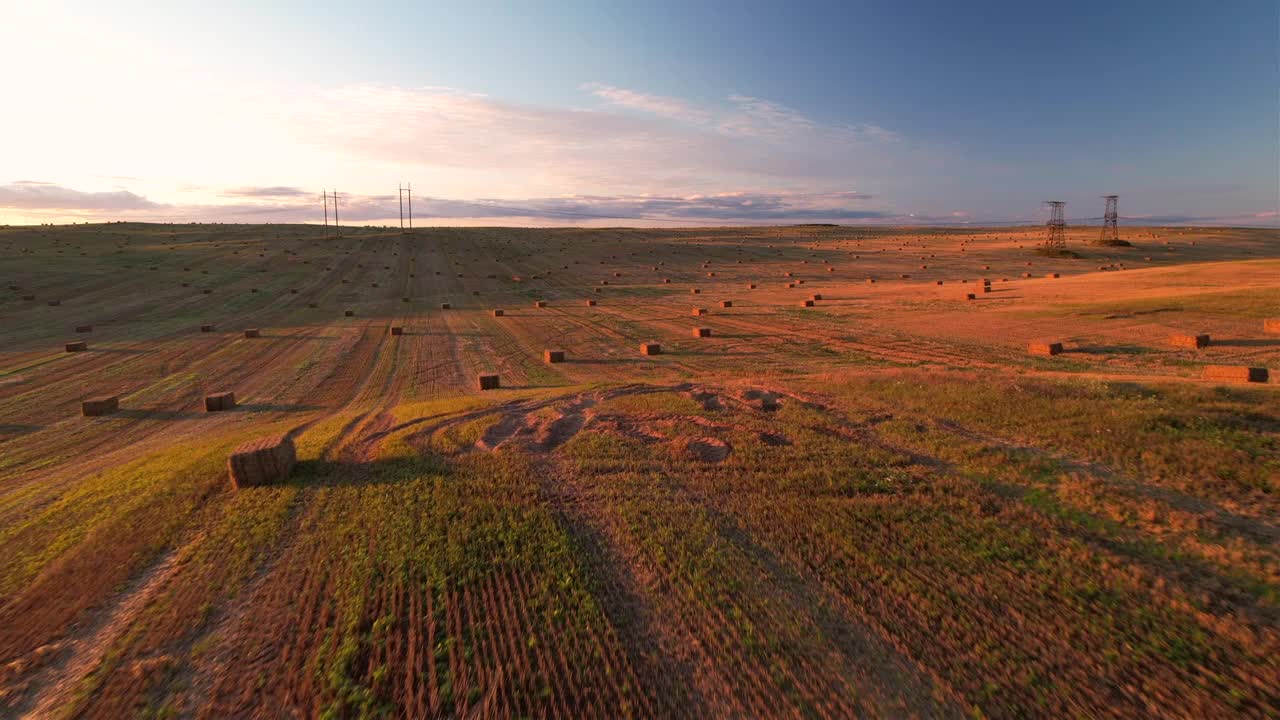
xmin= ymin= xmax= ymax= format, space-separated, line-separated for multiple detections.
xmin=0 ymin=221 xmax=1277 ymax=718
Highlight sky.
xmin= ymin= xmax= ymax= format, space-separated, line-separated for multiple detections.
xmin=1 ymin=0 xmax=1276 ymax=227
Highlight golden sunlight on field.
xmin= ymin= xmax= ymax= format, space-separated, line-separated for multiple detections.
xmin=0 ymin=222 xmax=1276 ymax=717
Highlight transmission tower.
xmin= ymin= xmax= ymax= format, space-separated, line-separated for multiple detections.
xmin=332 ymin=190 xmax=341 ymax=238
xmin=398 ymin=183 xmax=414 ymax=233
xmin=1100 ymin=195 xmax=1119 ymax=243
xmin=322 ymin=189 xmax=329 ymax=232
xmin=1044 ymin=201 xmax=1066 ymax=248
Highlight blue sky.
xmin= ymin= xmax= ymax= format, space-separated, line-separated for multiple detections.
xmin=1 ymin=0 xmax=1276 ymax=225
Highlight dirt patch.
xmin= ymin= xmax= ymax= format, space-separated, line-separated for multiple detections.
xmin=738 ymin=389 xmax=782 ymax=412
xmin=675 ymin=437 xmax=731 ymax=463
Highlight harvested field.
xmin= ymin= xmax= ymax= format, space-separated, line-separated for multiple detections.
xmin=0 ymin=222 xmax=1276 ymax=718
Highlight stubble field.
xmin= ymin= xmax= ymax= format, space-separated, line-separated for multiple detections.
xmin=0 ymin=222 xmax=1277 ymax=718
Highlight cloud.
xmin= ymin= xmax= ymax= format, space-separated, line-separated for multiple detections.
xmin=583 ymin=83 xmax=712 ymax=124
xmin=0 ymin=181 xmax=161 ymax=211
xmin=220 ymin=186 xmax=312 ymax=198
xmin=0 ymin=182 xmax=889 ymax=225
xmin=276 ymin=84 xmax=913 ymax=197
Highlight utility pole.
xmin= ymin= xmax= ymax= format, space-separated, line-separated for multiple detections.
xmin=333 ymin=190 xmax=340 ymax=238
xmin=407 ymin=182 xmax=413 ymax=232
xmin=398 ymin=183 xmax=405 ymax=232
xmin=1100 ymin=195 xmax=1119 ymax=243
xmin=322 ymin=189 xmax=329 ymax=233
xmin=1044 ymin=201 xmax=1066 ymax=248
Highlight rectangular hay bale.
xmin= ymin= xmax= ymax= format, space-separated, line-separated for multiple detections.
xmin=65 ymin=341 xmax=87 ymax=352
xmin=544 ymin=349 xmax=565 ymax=363
xmin=1202 ymin=366 xmax=1268 ymax=383
xmin=477 ymin=374 xmax=501 ymax=390
xmin=205 ymin=391 xmax=236 ymax=412
xmin=1169 ymin=333 xmax=1210 ymax=349
xmin=692 ymin=327 xmax=711 ymax=338
xmin=640 ymin=342 xmax=662 ymax=356
xmin=227 ymin=434 xmax=296 ymax=488
xmin=1028 ymin=342 xmax=1064 ymax=356
xmin=82 ymin=396 xmax=119 ymax=417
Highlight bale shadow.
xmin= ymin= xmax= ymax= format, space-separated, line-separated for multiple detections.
xmin=115 ymin=408 xmax=203 ymax=420
xmin=1073 ymin=345 xmax=1150 ymax=356
xmin=238 ymin=402 xmax=324 ymax=413
xmin=0 ymin=423 xmax=42 ymax=436
xmin=87 ymin=347 xmax=149 ymax=355
xmin=1211 ymin=339 xmax=1280 ymax=348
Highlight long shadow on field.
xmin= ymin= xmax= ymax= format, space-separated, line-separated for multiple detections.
xmin=237 ymin=402 xmax=324 ymax=413
xmin=0 ymin=423 xmax=42 ymax=437
xmin=1073 ymin=344 xmax=1151 ymax=355
xmin=1212 ymin=339 xmax=1280 ymax=348
xmin=115 ymin=408 xmax=203 ymax=421
xmin=87 ymin=347 xmax=149 ymax=355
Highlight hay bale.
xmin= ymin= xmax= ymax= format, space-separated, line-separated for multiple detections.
xmin=810 ymin=294 xmax=822 ymax=301
xmin=691 ymin=288 xmax=701 ymax=294
xmin=82 ymin=396 xmax=119 ymax=417
xmin=692 ymin=327 xmax=711 ymax=338
xmin=1264 ymin=318 xmax=1280 ymax=334
xmin=692 ymin=307 xmax=707 ymax=316
xmin=1048 ymin=273 xmax=1060 ymax=278
xmin=964 ymin=293 xmax=976 ymax=301
xmin=1028 ymin=342 xmax=1063 ymax=356
xmin=205 ymin=391 xmax=236 ymax=412
xmin=535 ymin=300 xmax=547 ymax=308
xmin=75 ymin=325 xmax=92 ymax=333
xmin=801 ymin=299 xmax=815 ymax=307
xmin=440 ymin=303 xmax=451 ymax=310
xmin=544 ymin=349 xmax=565 ymax=363
xmin=640 ymin=342 xmax=662 ymax=356
xmin=1169 ymin=333 xmax=1210 ymax=349
xmin=492 ymin=309 xmax=505 ymax=317
xmin=477 ymin=374 xmax=501 ymax=390
xmin=227 ymin=434 xmax=296 ymax=488
xmin=1202 ymin=366 xmax=1268 ymax=383
xmin=586 ymin=299 xmax=597 ymax=306
xmin=65 ymin=341 xmax=87 ymax=352
xmin=201 ymin=324 xmax=215 ymax=332
xmin=747 ymin=283 xmax=757 ymax=289
xmin=390 ymin=326 xmax=403 ymax=336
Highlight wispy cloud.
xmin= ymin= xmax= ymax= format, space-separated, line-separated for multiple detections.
xmin=220 ymin=186 xmax=313 ymax=199
xmin=583 ymin=83 xmax=712 ymax=124
xmin=0 ymin=181 xmax=160 ymax=211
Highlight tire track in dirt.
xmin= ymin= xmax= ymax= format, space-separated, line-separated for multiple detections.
xmin=7 ymin=535 xmax=202 ymax=719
